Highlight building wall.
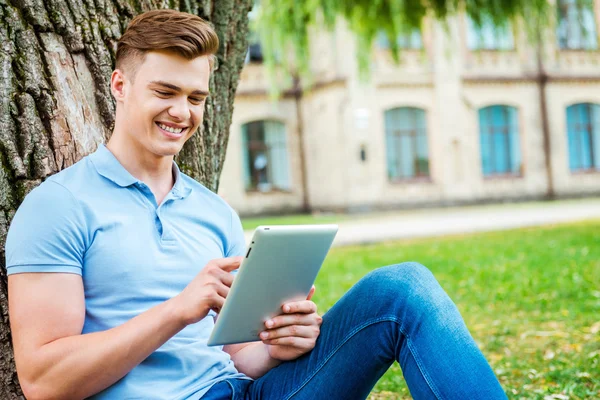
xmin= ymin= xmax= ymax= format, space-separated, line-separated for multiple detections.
xmin=219 ymin=82 xmax=305 ymax=215
xmin=219 ymin=9 xmax=600 ymax=216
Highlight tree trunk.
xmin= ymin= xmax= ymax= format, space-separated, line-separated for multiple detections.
xmin=0 ymin=0 xmax=252 ymax=396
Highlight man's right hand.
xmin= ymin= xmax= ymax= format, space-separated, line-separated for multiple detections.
xmin=174 ymin=256 xmax=243 ymax=325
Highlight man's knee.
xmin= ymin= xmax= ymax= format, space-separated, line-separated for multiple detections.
xmin=357 ymin=262 xmax=453 ymax=315
xmin=361 ymin=262 xmax=437 ymax=292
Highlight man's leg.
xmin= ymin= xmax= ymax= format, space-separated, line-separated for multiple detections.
xmin=245 ymin=262 xmax=506 ymax=400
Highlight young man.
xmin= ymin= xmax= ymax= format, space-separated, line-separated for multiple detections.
xmin=6 ymin=9 xmax=507 ymax=400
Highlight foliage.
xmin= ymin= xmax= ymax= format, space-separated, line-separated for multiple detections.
xmin=311 ymin=220 xmax=600 ymax=399
xmin=255 ymin=0 xmax=554 ymax=81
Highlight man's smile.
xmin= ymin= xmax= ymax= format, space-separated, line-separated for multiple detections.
xmin=155 ymin=121 xmax=189 ymax=137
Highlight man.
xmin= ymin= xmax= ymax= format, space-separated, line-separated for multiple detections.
xmin=6 ymin=9 xmax=507 ymax=400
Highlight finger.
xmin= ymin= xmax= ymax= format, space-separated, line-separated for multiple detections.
xmin=282 ymin=300 xmax=317 ymax=315
xmin=205 ymin=265 xmax=235 ymax=287
xmin=207 ymin=282 xmax=231 ymax=314
xmin=260 ymin=325 xmax=318 ymax=341
xmin=212 ymin=281 xmax=230 ymax=301
xmin=262 ymin=336 xmax=315 ymax=348
xmin=208 ymin=292 xmax=225 ymax=313
xmin=209 ymin=257 xmax=244 ymax=272
xmin=307 ymin=285 xmax=316 ymax=300
xmin=216 ymin=270 xmax=234 ymax=288
xmin=265 ymin=313 xmax=316 ymax=329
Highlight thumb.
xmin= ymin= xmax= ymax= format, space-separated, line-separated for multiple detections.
xmin=307 ymin=285 xmax=316 ymax=300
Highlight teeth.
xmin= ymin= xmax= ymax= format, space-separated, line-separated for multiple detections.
xmin=158 ymin=123 xmax=185 ymax=134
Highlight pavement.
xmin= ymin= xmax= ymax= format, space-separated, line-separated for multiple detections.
xmin=244 ymin=198 xmax=600 ymax=247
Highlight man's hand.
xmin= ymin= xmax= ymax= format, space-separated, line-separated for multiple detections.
xmin=260 ymin=286 xmax=322 ymax=361
xmin=174 ymin=257 xmax=243 ymax=325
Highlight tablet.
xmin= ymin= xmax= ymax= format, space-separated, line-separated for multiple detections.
xmin=207 ymin=224 xmax=338 ymax=346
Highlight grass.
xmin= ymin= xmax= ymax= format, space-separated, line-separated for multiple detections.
xmin=310 ymin=220 xmax=600 ymax=399
xmin=241 ymin=213 xmax=345 ymax=231
xmin=240 ymin=198 xmax=600 ymax=231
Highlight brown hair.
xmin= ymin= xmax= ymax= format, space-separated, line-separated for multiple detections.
xmin=116 ymin=9 xmax=219 ymax=78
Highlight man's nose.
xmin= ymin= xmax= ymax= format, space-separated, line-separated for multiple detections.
xmin=167 ymin=97 xmax=191 ymax=121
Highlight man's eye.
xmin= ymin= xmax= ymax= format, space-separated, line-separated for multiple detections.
xmin=190 ymin=98 xmax=205 ymax=105
xmin=155 ymin=90 xmax=171 ymax=96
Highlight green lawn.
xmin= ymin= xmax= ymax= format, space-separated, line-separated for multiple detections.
xmin=241 ymin=213 xmax=346 ymax=231
xmin=310 ymin=220 xmax=600 ymax=399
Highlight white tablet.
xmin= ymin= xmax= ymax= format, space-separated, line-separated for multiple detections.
xmin=207 ymin=224 xmax=338 ymax=346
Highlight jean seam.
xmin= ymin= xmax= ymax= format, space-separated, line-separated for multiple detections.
xmin=282 ymin=316 xmax=444 ymax=400
xmin=405 ymin=335 xmax=444 ymax=400
xmin=277 ymin=317 xmax=391 ymax=399
xmin=225 ymin=380 xmax=235 ymax=400
xmin=283 ymin=316 xmax=396 ymax=399
xmin=398 ymin=313 xmax=443 ymax=400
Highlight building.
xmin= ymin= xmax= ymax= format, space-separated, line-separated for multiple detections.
xmin=218 ymin=0 xmax=600 ymax=216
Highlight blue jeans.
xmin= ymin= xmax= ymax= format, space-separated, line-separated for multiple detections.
xmin=203 ymin=263 xmax=507 ymax=399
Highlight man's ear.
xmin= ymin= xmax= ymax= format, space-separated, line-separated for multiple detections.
xmin=110 ymin=69 xmax=127 ymax=101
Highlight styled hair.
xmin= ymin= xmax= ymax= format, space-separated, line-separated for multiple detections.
xmin=116 ymin=9 xmax=219 ymax=78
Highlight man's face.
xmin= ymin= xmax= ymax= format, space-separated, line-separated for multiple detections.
xmin=113 ymin=51 xmax=211 ymax=157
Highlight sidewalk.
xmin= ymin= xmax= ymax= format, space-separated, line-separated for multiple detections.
xmin=244 ymin=198 xmax=600 ymax=247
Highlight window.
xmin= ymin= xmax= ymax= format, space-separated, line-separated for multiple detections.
xmin=384 ymin=107 xmax=429 ymax=180
xmin=557 ymin=0 xmax=598 ymax=50
xmin=241 ymin=121 xmax=291 ymax=191
xmin=467 ymin=16 xmax=514 ymax=50
xmin=245 ymin=3 xmax=263 ymax=63
xmin=478 ymin=105 xmax=522 ymax=176
xmin=245 ymin=30 xmax=263 ymax=63
xmin=377 ymin=29 xmax=423 ymax=50
xmin=566 ymin=103 xmax=600 ymax=171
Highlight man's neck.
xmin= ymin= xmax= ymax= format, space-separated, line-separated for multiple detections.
xmin=106 ymin=132 xmax=175 ymax=204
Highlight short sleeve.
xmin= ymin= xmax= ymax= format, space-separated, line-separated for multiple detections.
xmin=5 ymin=180 xmax=87 ymax=275
xmin=226 ymin=208 xmax=247 ymax=258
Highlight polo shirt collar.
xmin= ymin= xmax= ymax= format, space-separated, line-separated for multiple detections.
xmin=90 ymin=144 xmax=192 ymax=199
xmin=171 ymin=162 xmax=192 ymax=199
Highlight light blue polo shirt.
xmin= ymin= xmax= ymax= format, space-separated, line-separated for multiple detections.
xmin=5 ymin=144 xmax=251 ymax=399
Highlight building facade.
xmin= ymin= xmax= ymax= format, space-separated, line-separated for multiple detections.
xmin=218 ymin=0 xmax=600 ymax=216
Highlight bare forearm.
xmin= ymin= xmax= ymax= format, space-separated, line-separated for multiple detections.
xmin=224 ymin=342 xmax=282 ymax=379
xmin=23 ymin=297 xmax=187 ymax=400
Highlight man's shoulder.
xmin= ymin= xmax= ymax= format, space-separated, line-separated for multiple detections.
xmin=18 ymin=155 xmax=99 ymax=217
xmin=179 ymin=172 xmax=235 ymax=215
xmin=45 ymin=155 xmax=95 ymax=191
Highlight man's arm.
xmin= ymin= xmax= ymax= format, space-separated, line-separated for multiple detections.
xmin=222 ymin=342 xmax=282 ymax=379
xmin=9 ymin=257 xmax=242 ymax=400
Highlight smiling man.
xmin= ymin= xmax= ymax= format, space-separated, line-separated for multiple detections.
xmin=5 ymin=9 xmax=507 ymax=400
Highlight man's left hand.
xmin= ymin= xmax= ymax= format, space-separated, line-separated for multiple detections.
xmin=260 ymin=286 xmax=322 ymax=361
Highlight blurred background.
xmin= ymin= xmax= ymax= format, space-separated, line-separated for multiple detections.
xmin=219 ymin=2 xmax=600 ymax=398
xmin=218 ymin=0 xmax=600 ymax=219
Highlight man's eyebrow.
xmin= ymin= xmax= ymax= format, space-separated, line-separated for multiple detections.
xmin=149 ymin=80 xmax=209 ymax=96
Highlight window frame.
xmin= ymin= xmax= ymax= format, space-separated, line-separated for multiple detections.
xmin=556 ymin=0 xmax=599 ymax=51
xmin=241 ymin=120 xmax=291 ymax=193
xmin=478 ymin=105 xmax=523 ymax=178
xmin=384 ymin=107 xmax=431 ymax=183
xmin=376 ymin=29 xmax=424 ymax=51
xmin=566 ymin=102 xmax=600 ymax=173
xmin=466 ymin=15 xmax=515 ymax=51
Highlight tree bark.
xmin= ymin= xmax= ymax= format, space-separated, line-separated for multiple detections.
xmin=0 ymin=0 xmax=252 ymax=396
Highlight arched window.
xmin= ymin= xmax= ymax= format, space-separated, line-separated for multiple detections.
xmin=241 ymin=120 xmax=290 ymax=192
xmin=384 ymin=107 xmax=429 ymax=180
xmin=478 ymin=105 xmax=521 ymax=176
xmin=566 ymin=103 xmax=600 ymax=171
